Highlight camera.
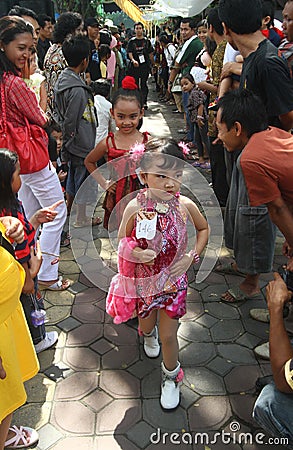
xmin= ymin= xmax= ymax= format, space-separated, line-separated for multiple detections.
xmin=278 ymin=266 xmax=293 ymax=318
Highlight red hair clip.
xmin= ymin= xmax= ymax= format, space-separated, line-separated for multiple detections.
xmin=122 ymin=76 xmax=138 ymax=90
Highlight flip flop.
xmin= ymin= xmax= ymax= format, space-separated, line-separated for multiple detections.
xmin=73 ymin=217 xmax=102 ymax=228
xmin=221 ymin=285 xmax=262 ymax=303
xmin=5 ymin=425 xmax=39 ymax=449
xmin=39 ymin=276 xmax=71 ymax=291
xmin=215 ymin=262 xmax=246 ymax=277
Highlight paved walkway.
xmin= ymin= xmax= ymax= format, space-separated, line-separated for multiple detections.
xmin=14 ymin=86 xmax=288 ymax=450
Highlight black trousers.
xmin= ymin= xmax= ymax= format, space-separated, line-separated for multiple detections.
xmin=127 ymin=66 xmax=150 ymax=105
xmin=209 ymin=137 xmax=229 ymax=207
xmin=20 ymin=282 xmax=46 ymax=345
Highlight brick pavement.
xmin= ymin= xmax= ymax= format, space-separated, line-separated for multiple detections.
xmin=13 ymin=84 xmax=289 ymax=450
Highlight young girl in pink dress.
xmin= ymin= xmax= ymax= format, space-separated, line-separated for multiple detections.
xmin=85 ymin=76 xmax=149 ymax=231
xmin=112 ymin=138 xmax=209 ymax=410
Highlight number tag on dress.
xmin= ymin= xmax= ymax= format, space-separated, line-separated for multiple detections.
xmin=136 ymin=210 xmax=157 ymax=240
xmin=139 ymin=54 xmax=145 ymax=64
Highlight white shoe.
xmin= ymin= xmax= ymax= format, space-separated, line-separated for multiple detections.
xmin=250 ymin=308 xmax=270 ymax=323
xmin=34 ymin=331 xmax=58 ymax=354
xmin=143 ymin=326 xmax=160 ymax=358
xmin=160 ymin=361 xmax=183 ymax=410
xmin=254 ymin=342 xmax=270 ymax=360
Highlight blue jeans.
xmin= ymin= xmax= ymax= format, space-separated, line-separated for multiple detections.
xmin=253 ymin=383 xmax=293 ymax=449
xmin=182 ymin=91 xmax=194 ymax=143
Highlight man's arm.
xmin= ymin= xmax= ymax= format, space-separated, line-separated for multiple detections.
xmin=267 ymin=196 xmax=293 ymax=252
xmin=279 ymin=110 xmax=293 ymax=132
xmin=266 ymin=273 xmax=293 ymax=393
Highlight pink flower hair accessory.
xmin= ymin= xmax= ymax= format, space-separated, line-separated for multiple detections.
xmin=178 ymin=141 xmax=190 ymax=157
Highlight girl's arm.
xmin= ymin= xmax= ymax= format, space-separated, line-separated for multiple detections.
xmin=118 ymin=200 xmax=157 ymax=264
xmin=169 ymin=196 xmax=209 ymax=278
xmin=39 ymin=80 xmax=47 ymax=112
xmin=84 ymin=138 xmax=110 ymax=190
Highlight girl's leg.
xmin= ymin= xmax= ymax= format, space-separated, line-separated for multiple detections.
xmin=0 ymin=413 xmax=12 ymax=450
xmin=159 ymin=310 xmax=182 ymax=409
xmin=139 ymin=310 xmax=160 ymax=358
xmin=138 ymin=310 xmax=157 ymax=334
xmin=195 ymin=124 xmax=205 ymax=163
xmin=159 ymin=310 xmax=179 ymax=370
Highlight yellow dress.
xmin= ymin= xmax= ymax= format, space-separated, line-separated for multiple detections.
xmin=0 ymin=223 xmax=39 ymax=423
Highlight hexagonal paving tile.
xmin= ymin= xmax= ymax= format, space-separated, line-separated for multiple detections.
xmin=54 ymin=372 xmax=99 ymax=401
xmin=66 ymin=323 xmax=103 ymax=346
xmin=184 ymin=367 xmax=226 ymax=396
xmin=96 ymin=399 xmax=141 ymax=433
xmin=204 ymin=302 xmax=240 ymax=319
xmin=104 ymin=323 xmax=138 ymax=346
xmin=178 ymin=321 xmax=211 ymax=342
xmin=72 ymin=302 xmax=104 ymax=323
xmin=143 ymin=399 xmax=188 ymax=432
xmin=225 ymin=366 xmax=263 ymax=394
xmin=99 ymin=370 xmax=140 ymax=398
xmin=63 ymin=347 xmax=100 ymax=371
xmin=52 ymin=401 xmax=95 ymax=434
xmin=102 ymin=345 xmax=139 ymax=370
xmin=188 ymin=396 xmax=232 ymax=431
xmin=217 ymin=344 xmax=257 ymax=365
xmin=180 ymin=301 xmax=204 ymax=321
xmin=179 ymin=342 xmax=217 ymax=366
xmin=74 ymin=288 xmax=106 ymax=304
xmin=229 ymin=393 xmax=257 ymax=425
xmin=210 ymin=319 xmax=244 ymax=342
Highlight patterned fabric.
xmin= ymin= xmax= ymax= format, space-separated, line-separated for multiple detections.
xmin=0 ymin=199 xmax=35 ymax=264
xmin=188 ymin=86 xmax=207 ymax=123
xmin=133 ymin=189 xmax=188 ymax=319
xmin=0 ymin=73 xmax=47 ymax=128
xmin=279 ymin=39 xmax=293 ymax=79
xmin=285 ymin=358 xmax=293 ymax=390
xmin=102 ymin=132 xmax=149 ymax=231
xmin=208 ymin=40 xmax=227 ymax=136
xmin=43 ymin=44 xmax=67 ymax=119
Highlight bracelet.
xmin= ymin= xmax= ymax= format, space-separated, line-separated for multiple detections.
xmin=188 ymin=250 xmax=200 ymax=264
xmin=197 ymin=115 xmax=204 ymax=120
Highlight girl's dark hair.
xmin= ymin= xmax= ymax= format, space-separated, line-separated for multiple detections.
xmin=140 ymin=138 xmax=185 ymax=171
xmin=205 ymin=36 xmax=217 ymax=57
xmin=99 ymin=43 xmax=111 ymax=59
xmin=52 ymin=12 xmax=82 ymax=44
xmin=90 ymin=78 xmax=111 ymax=97
xmin=181 ymin=73 xmax=195 ymax=84
xmin=112 ymin=82 xmax=143 ymax=109
xmin=0 ymin=16 xmax=33 ymax=79
xmin=197 ymin=19 xmax=208 ymax=29
xmin=0 ymin=149 xmax=19 ymax=212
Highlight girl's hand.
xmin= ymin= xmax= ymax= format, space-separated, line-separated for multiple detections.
xmin=104 ymin=180 xmax=117 ymax=194
xmin=22 ymin=275 xmax=35 ymax=295
xmin=133 ymin=248 xmax=157 ymax=265
xmin=31 ymin=200 xmax=64 ymax=227
xmin=0 ymin=217 xmax=24 ymax=244
xmin=169 ymin=253 xmax=193 ymax=278
xmin=28 ymin=243 xmax=42 ymax=279
xmin=0 ymin=357 xmax=6 ymax=380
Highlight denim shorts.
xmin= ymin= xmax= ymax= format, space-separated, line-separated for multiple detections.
xmin=66 ymin=154 xmax=97 ymax=204
xmin=253 ymin=382 xmax=293 ymax=448
xmin=224 ymin=157 xmax=276 ymax=274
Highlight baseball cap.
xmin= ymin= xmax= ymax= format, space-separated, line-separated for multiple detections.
xmin=85 ymin=17 xmax=100 ymax=28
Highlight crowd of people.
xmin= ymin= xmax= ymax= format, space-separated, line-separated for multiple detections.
xmin=0 ymin=0 xmax=293 ymax=448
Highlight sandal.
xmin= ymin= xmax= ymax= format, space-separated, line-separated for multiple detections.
xmin=39 ymin=276 xmax=71 ymax=291
xmin=221 ymin=286 xmax=262 ymax=303
xmin=215 ymin=262 xmax=246 ymax=277
xmin=5 ymin=425 xmax=39 ymax=449
xmin=73 ymin=216 xmax=102 ymax=228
